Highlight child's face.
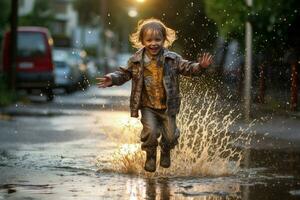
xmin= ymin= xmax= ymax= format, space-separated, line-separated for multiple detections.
xmin=142 ymin=29 xmax=164 ymax=57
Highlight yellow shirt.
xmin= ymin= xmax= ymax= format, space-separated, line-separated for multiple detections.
xmin=141 ymin=55 xmax=166 ymax=109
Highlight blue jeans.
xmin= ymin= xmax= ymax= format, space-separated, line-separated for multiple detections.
xmin=140 ymin=107 xmax=180 ymax=152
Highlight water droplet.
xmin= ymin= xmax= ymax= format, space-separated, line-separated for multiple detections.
xmin=101 ymin=85 xmax=252 ymax=176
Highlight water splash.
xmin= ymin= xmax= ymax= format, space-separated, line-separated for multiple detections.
xmin=97 ymin=79 xmax=252 ymax=177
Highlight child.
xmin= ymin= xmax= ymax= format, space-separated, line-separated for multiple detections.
xmin=97 ymin=18 xmax=212 ymax=172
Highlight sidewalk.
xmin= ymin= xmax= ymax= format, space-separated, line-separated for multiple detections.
xmin=0 ymin=82 xmax=131 ymax=116
xmin=229 ymin=102 xmax=300 ymax=150
xmin=230 ymin=114 xmax=300 ymax=150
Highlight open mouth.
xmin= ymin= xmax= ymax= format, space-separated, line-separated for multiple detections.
xmin=149 ymin=47 xmax=160 ymax=52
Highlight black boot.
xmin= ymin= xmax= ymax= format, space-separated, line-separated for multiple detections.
xmin=144 ymin=150 xmax=157 ymax=172
xmin=160 ymin=148 xmax=171 ymax=168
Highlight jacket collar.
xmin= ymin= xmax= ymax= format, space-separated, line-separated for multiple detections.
xmin=129 ymin=47 xmax=176 ymax=63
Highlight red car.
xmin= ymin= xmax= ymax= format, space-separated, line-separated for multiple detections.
xmin=2 ymin=26 xmax=55 ymax=101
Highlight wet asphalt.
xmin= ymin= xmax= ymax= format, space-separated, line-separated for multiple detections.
xmin=0 ymin=84 xmax=300 ymax=200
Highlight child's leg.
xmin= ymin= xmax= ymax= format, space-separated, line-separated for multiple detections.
xmin=140 ymin=107 xmax=160 ymax=151
xmin=159 ymin=115 xmax=180 ymax=150
xmin=140 ymin=107 xmax=161 ymax=172
xmin=159 ymin=114 xmax=180 ymax=168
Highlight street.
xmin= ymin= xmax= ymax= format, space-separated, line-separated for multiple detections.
xmin=0 ymin=82 xmax=300 ymax=200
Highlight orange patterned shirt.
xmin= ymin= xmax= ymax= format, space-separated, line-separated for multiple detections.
xmin=141 ymin=55 xmax=167 ymax=109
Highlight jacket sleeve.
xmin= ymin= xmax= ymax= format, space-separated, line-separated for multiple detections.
xmin=176 ymin=55 xmax=205 ymax=77
xmin=106 ymin=62 xmax=133 ymax=86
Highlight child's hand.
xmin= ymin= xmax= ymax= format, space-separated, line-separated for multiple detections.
xmin=96 ymin=75 xmax=112 ymax=88
xmin=198 ymin=52 xmax=213 ymax=68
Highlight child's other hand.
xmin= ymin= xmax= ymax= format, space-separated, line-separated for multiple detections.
xmin=96 ymin=75 xmax=112 ymax=88
xmin=198 ymin=52 xmax=213 ymax=68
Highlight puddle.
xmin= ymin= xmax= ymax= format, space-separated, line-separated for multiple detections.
xmin=98 ymin=86 xmax=251 ymax=177
xmin=1 ymin=83 xmax=300 ymax=199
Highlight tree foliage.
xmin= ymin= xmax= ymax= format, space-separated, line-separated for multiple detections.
xmin=0 ymin=0 xmax=11 ymax=31
xmin=19 ymin=0 xmax=55 ymax=28
xmin=73 ymin=0 xmax=100 ymax=26
xmin=253 ymin=0 xmax=299 ymax=51
xmin=204 ymin=0 xmax=246 ymax=40
xmin=204 ymin=0 xmax=300 ymax=53
xmin=0 ymin=0 xmax=11 ymax=45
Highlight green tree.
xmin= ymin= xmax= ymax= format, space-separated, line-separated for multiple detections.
xmin=203 ymin=0 xmax=299 ymax=53
xmin=73 ymin=0 xmax=101 ymax=48
xmin=0 ymin=0 xmax=11 ymax=44
xmin=19 ymin=0 xmax=55 ymax=28
xmin=204 ymin=0 xmax=300 ymax=108
xmin=252 ymin=0 xmax=299 ymax=53
xmin=0 ymin=0 xmax=11 ymax=30
xmin=73 ymin=0 xmax=100 ymax=26
xmin=204 ymin=0 xmax=246 ymax=41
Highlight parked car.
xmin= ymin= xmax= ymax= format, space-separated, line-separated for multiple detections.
xmin=53 ymin=60 xmax=74 ymax=93
xmin=2 ymin=26 xmax=55 ymax=101
xmin=70 ymin=48 xmax=89 ymax=88
xmin=53 ymin=47 xmax=88 ymax=89
xmin=53 ymin=48 xmax=81 ymax=92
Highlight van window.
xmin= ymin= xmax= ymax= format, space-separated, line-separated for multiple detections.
xmin=17 ymin=32 xmax=47 ymax=58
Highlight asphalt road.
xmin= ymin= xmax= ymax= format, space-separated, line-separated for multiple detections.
xmin=0 ymin=83 xmax=300 ymax=200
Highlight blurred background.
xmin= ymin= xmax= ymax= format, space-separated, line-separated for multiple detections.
xmin=0 ymin=0 xmax=299 ymax=114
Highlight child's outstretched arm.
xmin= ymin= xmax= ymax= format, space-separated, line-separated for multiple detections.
xmin=96 ymin=75 xmax=112 ymax=88
xmin=96 ymin=64 xmax=133 ymax=88
xmin=177 ymin=52 xmax=213 ymax=76
xmin=198 ymin=53 xmax=213 ymax=69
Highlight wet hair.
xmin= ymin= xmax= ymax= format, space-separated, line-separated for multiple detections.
xmin=130 ymin=18 xmax=177 ymax=49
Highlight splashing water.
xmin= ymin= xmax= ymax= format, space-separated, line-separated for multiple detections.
xmin=97 ymin=79 xmax=251 ymax=177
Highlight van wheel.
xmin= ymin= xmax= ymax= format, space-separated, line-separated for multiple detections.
xmin=45 ymin=89 xmax=54 ymax=101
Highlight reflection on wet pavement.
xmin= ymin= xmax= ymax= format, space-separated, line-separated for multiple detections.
xmin=0 ymin=113 xmax=298 ymax=199
xmin=0 ymin=109 xmax=300 ymax=199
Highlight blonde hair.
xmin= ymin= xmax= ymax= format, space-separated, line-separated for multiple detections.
xmin=130 ymin=18 xmax=177 ymax=49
